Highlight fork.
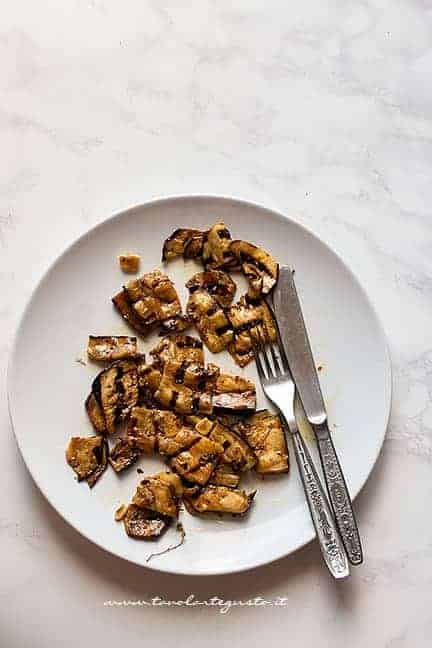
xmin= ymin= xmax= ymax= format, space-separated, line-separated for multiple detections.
xmin=252 ymin=328 xmax=350 ymax=579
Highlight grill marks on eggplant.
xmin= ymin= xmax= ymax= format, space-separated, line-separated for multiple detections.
xmin=113 ymin=269 xmax=188 ymax=336
xmin=108 ymin=438 xmax=141 ymax=473
xmin=226 ymin=295 xmax=277 ymax=367
xmin=186 ymin=270 xmax=236 ymax=308
xmin=234 ymin=410 xmax=289 ymax=474
xmin=162 ymin=228 xmax=206 ymax=262
xmin=92 ymin=359 xmax=140 ymax=434
xmin=230 ymin=240 xmax=279 ymax=298
xmin=186 ymin=290 xmax=234 ymax=353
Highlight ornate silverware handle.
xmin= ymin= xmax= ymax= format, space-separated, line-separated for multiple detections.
xmin=316 ymin=428 xmax=363 ymax=565
xmin=292 ymin=430 xmax=350 ymax=579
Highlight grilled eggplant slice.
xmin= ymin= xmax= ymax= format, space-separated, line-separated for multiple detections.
xmin=162 ymin=228 xmax=206 ymax=262
xmin=108 ymin=438 xmax=141 ymax=472
xmin=207 ymin=421 xmax=256 ymax=473
xmin=184 ymin=485 xmax=255 ymax=516
xmin=154 ymin=360 xmax=213 ymax=415
xmin=202 ymin=222 xmax=238 ymax=270
xmin=132 ymin=472 xmax=182 ymax=517
xmin=186 ymin=270 xmax=236 ymax=307
xmin=127 ymin=407 xmax=158 ymax=453
xmin=87 ymin=335 xmax=138 ymax=362
xmin=227 ymin=295 xmax=277 ymax=367
xmin=123 ymin=505 xmax=169 ymax=539
xmin=159 ymin=314 xmax=190 ymax=335
xmin=92 ymin=359 xmax=139 ymax=434
xmin=209 ymin=463 xmax=241 ymax=488
xmin=170 ymin=437 xmax=223 ymax=485
xmin=212 ymin=372 xmax=256 ymax=412
xmin=124 ymin=269 xmax=182 ymax=326
xmin=186 ymin=289 xmax=234 ymax=353
xmin=112 ymin=290 xmax=150 ymax=336
xmin=66 ymin=436 xmax=108 ymax=486
xmin=235 ymin=410 xmax=289 ymax=474
xmin=230 ymin=240 xmax=279 ymax=297
xmin=118 ymin=253 xmax=140 ymax=274
xmin=153 ymin=410 xmax=201 ymax=456
xmin=85 ymin=393 xmax=106 ymax=434
xmin=150 ymin=335 xmax=204 ymax=367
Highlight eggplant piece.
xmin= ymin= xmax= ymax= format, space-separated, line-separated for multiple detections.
xmin=226 ymin=295 xmax=277 ymax=367
xmin=87 ymin=335 xmax=138 ymax=362
xmin=108 ymin=438 xmax=141 ymax=472
xmin=235 ymin=410 xmax=289 ymax=474
xmin=185 ymin=414 xmax=215 ymax=436
xmin=154 ymin=360 xmax=213 ymax=415
xmin=150 ymin=335 xmax=204 ymax=367
xmin=127 ymin=407 xmax=158 ymax=453
xmin=212 ymin=372 xmax=256 ymax=412
xmin=209 ymin=463 xmax=241 ymax=488
xmin=118 ymin=253 xmax=140 ymax=274
xmin=136 ymin=361 xmax=162 ymax=401
xmin=159 ymin=314 xmax=190 ymax=335
xmin=123 ymin=505 xmax=169 ymax=539
xmin=92 ymin=359 xmax=139 ymax=434
xmin=186 ymin=270 xmax=236 ymax=307
xmin=170 ymin=437 xmax=223 ymax=485
xmin=207 ymin=421 xmax=256 ymax=473
xmin=202 ymin=222 xmax=239 ymax=270
xmin=162 ymin=228 xmax=206 ymax=262
xmin=124 ymin=269 xmax=182 ymax=325
xmin=184 ymin=485 xmax=256 ymax=516
xmin=85 ymin=393 xmax=106 ymax=434
xmin=112 ymin=290 xmax=150 ymax=336
xmin=66 ymin=436 xmax=107 ymax=486
xmin=230 ymin=240 xmax=279 ymax=297
xmin=153 ymin=410 xmax=201 ymax=456
xmin=186 ymin=289 xmax=234 ymax=353
xmin=132 ymin=472 xmax=182 ymax=517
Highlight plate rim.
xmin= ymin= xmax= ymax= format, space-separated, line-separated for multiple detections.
xmin=7 ymin=194 xmax=392 ymax=576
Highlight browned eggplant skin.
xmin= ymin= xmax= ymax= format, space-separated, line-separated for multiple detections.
xmin=65 ymin=436 xmax=108 ymax=487
xmin=162 ymin=228 xmax=206 ymax=262
xmin=92 ymin=359 xmax=139 ymax=434
xmin=85 ymin=393 xmax=107 ymax=433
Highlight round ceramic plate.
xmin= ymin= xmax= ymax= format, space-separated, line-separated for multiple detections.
xmin=8 ymin=196 xmax=391 ymax=576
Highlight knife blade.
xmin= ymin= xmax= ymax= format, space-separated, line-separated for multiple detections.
xmin=272 ymin=265 xmax=363 ymax=565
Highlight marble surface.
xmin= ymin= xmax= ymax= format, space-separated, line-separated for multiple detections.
xmin=2 ymin=1 xmax=432 ymax=646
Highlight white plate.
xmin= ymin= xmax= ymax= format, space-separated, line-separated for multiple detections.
xmin=8 ymin=196 xmax=391 ymax=576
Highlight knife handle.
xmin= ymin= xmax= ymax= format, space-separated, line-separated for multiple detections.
xmin=316 ymin=429 xmax=363 ymax=565
xmin=291 ymin=431 xmax=349 ymax=579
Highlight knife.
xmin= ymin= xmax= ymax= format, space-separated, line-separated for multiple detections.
xmin=272 ymin=265 xmax=363 ymax=565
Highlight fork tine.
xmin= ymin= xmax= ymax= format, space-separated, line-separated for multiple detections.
xmin=274 ymin=326 xmax=290 ymax=374
xmin=269 ymin=342 xmax=282 ymax=376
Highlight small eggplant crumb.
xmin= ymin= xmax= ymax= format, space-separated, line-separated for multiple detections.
xmin=114 ymin=504 xmax=128 ymax=521
xmin=146 ymin=522 xmax=186 ymax=562
xmin=119 ymin=254 xmax=140 ymax=274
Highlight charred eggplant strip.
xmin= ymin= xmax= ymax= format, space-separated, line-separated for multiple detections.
xmin=235 ymin=410 xmax=289 ymax=474
xmin=202 ymin=222 xmax=239 ymax=270
xmin=108 ymin=438 xmax=142 ymax=473
xmin=186 ymin=289 xmax=234 ymax=353
xmin=212 ymin=372 xmax=256 ymax=412
xmin=184 ymin=485 xmax=256 ymax=516
xmin=112 ymin=290 xmax=150 ymax=336
xmin=132 ymin=472 xmax=183 ymax=517
xmin=92 ymin=359 xmax=139 ymax=434
xmin=123 ymin=505 xmax=169 ymax=539
xmin=186 ymin=270 xmax=236 ymax=307
xmin=227 ymin=295 xmax=277 ymax=367
xmin=85 ymin=393 xmax=106 ymax=434
xmin=150 ymin=335 xmax=204 ymax=367
xmin=154 ymin=360 xmax=213 ymax=415
xmin=66 ymin=436 xmax=107 ymax=486
xmin=230 ymin=240 xmax=279 ymax=297
xmin=209 ymin=463 xmax=241 ymax=488
xmin=162 ymin=228 xmax=206 ymax=262
xmin=207 ymin=421 xmax=256 ymax=473
xmin=170 ymin=437 xmax=223 ymax=485
xmin=87 ymin=336 xmax=138 ymax=362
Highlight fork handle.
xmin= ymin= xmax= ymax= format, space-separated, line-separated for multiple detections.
xmin=315 ymin=426 xmax=363 ymax=565
xmin=292 ymin=430 xmax=350 ymax=579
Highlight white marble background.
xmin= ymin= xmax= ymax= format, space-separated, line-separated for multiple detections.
xmin=1 ymin=1 xmax=432 ymax=646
